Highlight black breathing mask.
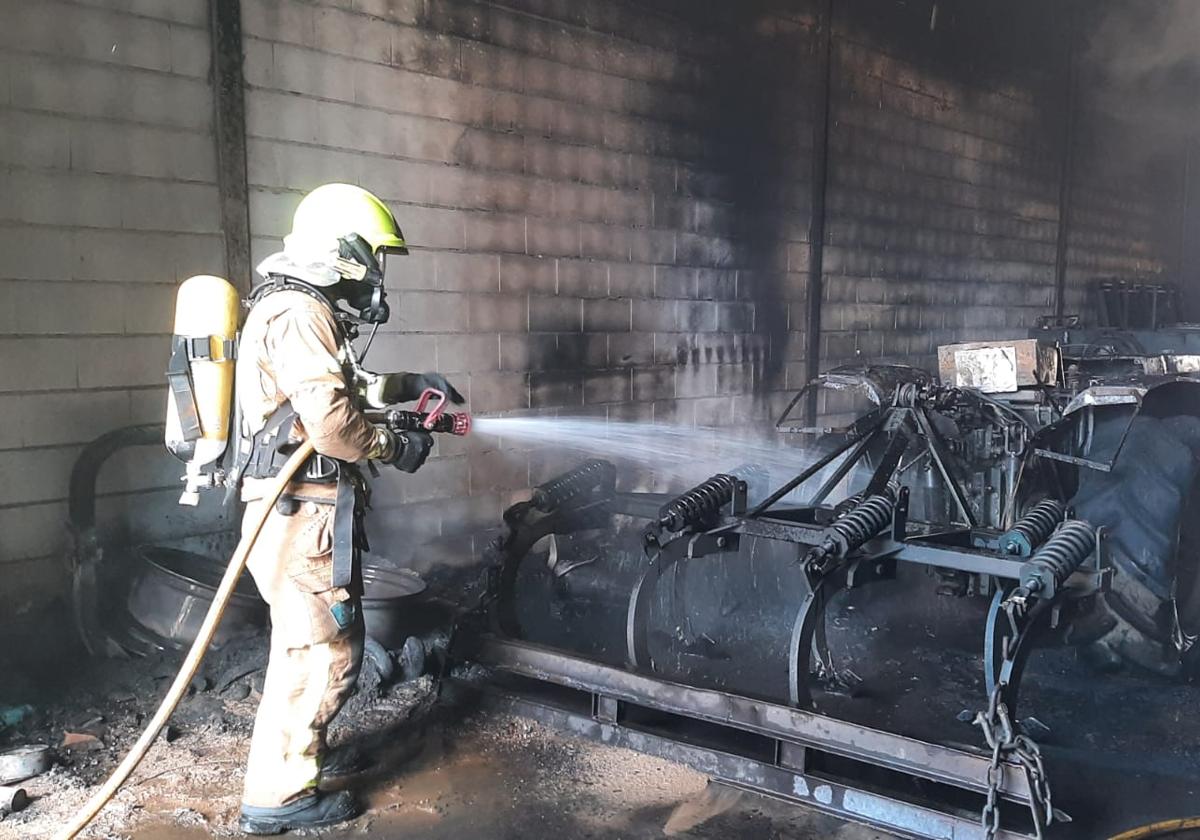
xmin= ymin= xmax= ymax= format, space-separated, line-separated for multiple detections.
xmin=336 ymin=234 xmax=391 ymax=325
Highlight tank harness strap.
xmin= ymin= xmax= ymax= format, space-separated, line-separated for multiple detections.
xmin=166 ymin=332 xmax=238 ymax=446
xmin=166 ymin=336 xmax=202 ymax=443
xmin=226 ymin=400 xmax=300 ymax=498
xmin=332 ymin=470 xmax=356 ymax=588
xmin=251 ymin=402 xmax=302 ymax=481
xmin=247 ymin=274 xmax=339 ymax=317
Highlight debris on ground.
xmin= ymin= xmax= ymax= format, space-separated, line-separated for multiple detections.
xmin=0 ymin=785 xmax=29 ymax=816
xmin=0 ymin=626 xmax=442 ymax=838
xmin=61 ymin=732 xmax=104 ymax=753
xmin=0 ymin=707 xmax=34 ymax=732
xmin=0 ymin=745 xmax=53 ymax=786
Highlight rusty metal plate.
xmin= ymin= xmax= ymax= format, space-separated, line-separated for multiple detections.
xmin=938 ymin=339 xmax=1057 ymax=393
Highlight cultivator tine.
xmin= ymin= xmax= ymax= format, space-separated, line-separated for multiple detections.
xmin=788 ymin=565 xmax=844 ymax=708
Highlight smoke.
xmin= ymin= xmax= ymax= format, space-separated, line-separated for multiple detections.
xmin=1082 ymin=0 xmax=1200 ymax=149
xmin=1071 ymin=0 xmax=1196 ymax=282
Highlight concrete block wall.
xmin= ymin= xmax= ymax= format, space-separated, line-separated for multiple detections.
xmin=0 ymin=0 xmax=233 ymax=620
xmin=816 ymin=0 xmax=1189 ymax=373
xmin=1060 ymin=108 xmax=1178 ymax=319
xmin=818 ymin=0 xmax=1069 ymax=374
xmin=240 ymin=0 xmax=820 ymax=575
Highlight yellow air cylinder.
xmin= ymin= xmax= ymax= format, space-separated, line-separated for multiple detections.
xmin=165 ymin=276 xmax=239 ymax=500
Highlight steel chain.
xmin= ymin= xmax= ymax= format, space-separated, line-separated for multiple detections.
xmin=974 ymin=599 xmax=1054 ymax=839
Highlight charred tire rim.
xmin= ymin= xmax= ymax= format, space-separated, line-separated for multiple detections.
xmin=124 ymin=546 xmax=267 ymax=650
xmin=360 ymin=561 xmax=429 ymax=650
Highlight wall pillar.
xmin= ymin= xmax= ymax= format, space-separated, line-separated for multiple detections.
xmin=210 ymin=0 xmax=252 ymax=291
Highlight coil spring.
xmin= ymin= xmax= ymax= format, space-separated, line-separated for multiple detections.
xmin=832 ymin=482 xmax=898 ymax=520
xmin=659 ymin=474 xmax=740 ymax=532
xmin=826 ymin=492 xmax=895 ymax=555
xmin=1003 ymin=499 xmax=1066 ymax=554
xmin=1022 ymin=520 xmax=1095 ymax=593
xmin=531 ymin=459 xmax=615 ymax=512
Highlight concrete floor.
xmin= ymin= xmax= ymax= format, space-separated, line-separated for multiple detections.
xmin=123 ymin=716 xmax=889 ymax=840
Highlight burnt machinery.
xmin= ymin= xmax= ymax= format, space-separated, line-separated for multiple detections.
xmin=454 ymin=336 xmax=1200 ymax=839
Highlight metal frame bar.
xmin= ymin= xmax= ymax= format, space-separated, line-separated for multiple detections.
xmin=912 ymin=406 xmax=978 ymax=527
xmin=803 ymin=0 xmax=836 ymax=424
xmin=468 ymin=637 xmax=1039 ymax=839
xmin=809 ymin=425 xmax=880 ymax=504
xmin=729 ymin=517 xmax=1031 ymax=580
xmin=750 ymin=408 xmax=888 ymax=516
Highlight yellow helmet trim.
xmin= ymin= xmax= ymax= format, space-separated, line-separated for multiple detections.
xmin=286 ymin=183 xmax=408 ymax=256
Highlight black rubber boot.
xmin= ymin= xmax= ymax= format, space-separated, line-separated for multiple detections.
xmin=320 ymin=744 xmax=370 ymax=780
xmin=239 ymin=790 xmax=360 ymax=835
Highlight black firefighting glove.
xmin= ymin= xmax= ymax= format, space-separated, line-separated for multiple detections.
xmin=371 ymin=426 xmax=434 ymax=473
xmin=377 ymin=372 xmax=465 ymax=406
xmin=391 ymin=430 xmax=434 ymax=473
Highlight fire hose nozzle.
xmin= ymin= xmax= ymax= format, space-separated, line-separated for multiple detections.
xmin=448 ymin=412 xmax=472 ymax=436
xmin=381 ymin=388 xmax=472 ymax=436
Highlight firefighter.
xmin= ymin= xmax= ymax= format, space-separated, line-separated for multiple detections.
xmin=232 ymin=183 xmax=462 ymax=834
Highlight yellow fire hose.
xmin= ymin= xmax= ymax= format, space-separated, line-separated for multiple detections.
xmin=54 ymin=440 xmax=315 ymax=840
xmin=1108 ymin=818 xmax=1200 ymax=840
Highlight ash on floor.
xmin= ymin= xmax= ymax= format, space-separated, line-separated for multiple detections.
xmin=0 ymin=621 xmax=886 ymax=840
xmin=82 ymin=716 xmax=888 ymax=840
xmin=0 ymin=628 xmax=439 ymax=839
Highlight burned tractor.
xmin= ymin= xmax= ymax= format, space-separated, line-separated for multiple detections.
xmin=458 ymin=335 xmax=1200 ymax=840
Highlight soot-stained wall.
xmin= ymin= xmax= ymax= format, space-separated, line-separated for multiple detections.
xmin=241 ymin=0 xmax=1194 ymax=579
xmin=241 ymin=0 xmax=823 ymax=577
xmin=819 ymin=0 xmax=1069 ymax=372
xmin=816 ymin=0 xmax=1192 ymax=372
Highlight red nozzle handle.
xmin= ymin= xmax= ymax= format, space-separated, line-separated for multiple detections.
xmin=414 ymin=388 xmax=447 ymax=430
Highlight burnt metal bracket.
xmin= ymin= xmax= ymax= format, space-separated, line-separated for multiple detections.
xmin=592 ymin=693 xmax=619 ymax=724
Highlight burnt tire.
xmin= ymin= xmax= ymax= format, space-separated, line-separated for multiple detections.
xmin=1068 ymin=413 xmax=1200 ymax=675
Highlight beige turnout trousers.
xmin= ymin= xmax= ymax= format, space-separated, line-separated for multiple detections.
xmin=240 ymin=493 xmax=364 ymax=808
xmin=235 ymin=287 xmax=380 ymax=808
